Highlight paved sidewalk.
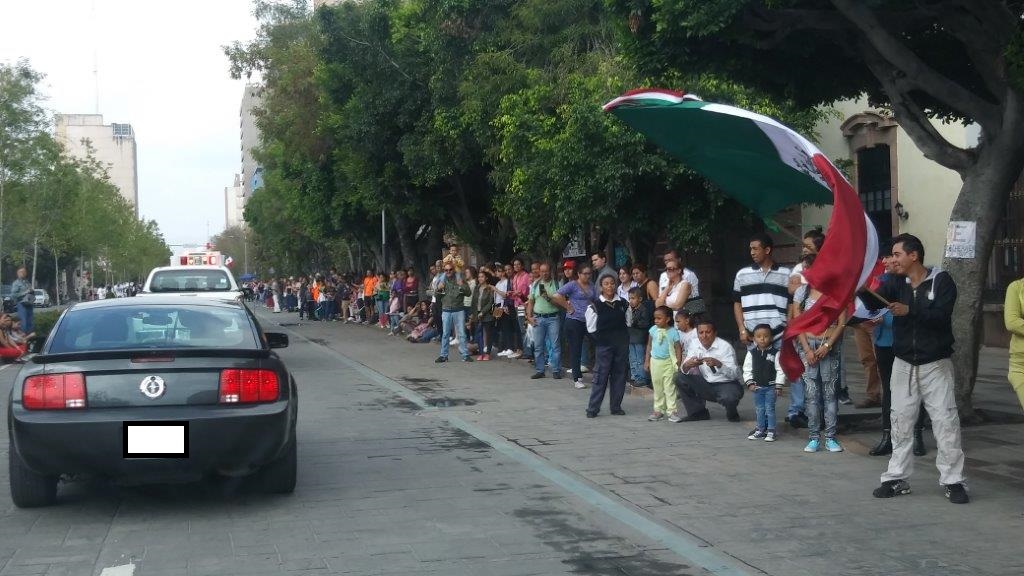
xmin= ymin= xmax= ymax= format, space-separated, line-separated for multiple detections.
xmin=267 ymin=313 xmax=1024 ymax=576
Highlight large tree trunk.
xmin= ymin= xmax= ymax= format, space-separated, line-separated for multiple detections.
xmin=392 ymin=211 xmax=416 ymax=270
xmin=944 ymin=128 xmax=1024 ymax=422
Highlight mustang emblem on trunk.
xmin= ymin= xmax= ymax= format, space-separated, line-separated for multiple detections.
xmin=140 ymin=376 xmax=166 ymax=399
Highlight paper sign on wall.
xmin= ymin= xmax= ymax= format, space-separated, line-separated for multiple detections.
xmin=945 ymin=221 xmax=976 ymax=259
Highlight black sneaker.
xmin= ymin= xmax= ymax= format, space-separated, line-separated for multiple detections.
xmin=586 ymin=411 xmax=597 ymax=418
xmin=945 ymin=483 xmax=969 ymax=504
xmin=837 ymin=387 xmax=852 ymax=405
xmin=462 ymin=356 xmax=474 ymax=362
xmin=680 ymin=410 xmax=711 ymax=422
xmin=552 ymin=372 xmax=562 ymax=380
xmin=530 ymin=372 xmax=546 ymax=380
xmin=788 ymin=413 xmax=808 ymax=429
xmin=611 ymin=409 xmax=626 ymax=416
xmin=872 ymin=479 xmax=911 ymax=498
xmin=434 ymin=356 xmax=448 ymax=363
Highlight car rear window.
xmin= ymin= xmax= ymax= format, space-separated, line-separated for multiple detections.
xmin=149 ymin=269 xmax=232 ymax=292
xmin=48 ymin=305 xmax=259 ymax=352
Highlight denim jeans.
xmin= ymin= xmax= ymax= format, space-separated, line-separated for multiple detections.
xmin=787 ymin=378 xmax=806 ymax=418
xmin=627 ymin=343 xmax=649 ymax=385
xmin=800 ymin=337 xmax=841 ymax=439
xmin=440 ymin=309 xmax=469 ymax=359
xmin=532 ymin=315 xmax=561 ymax=375
xmin=753 ymin=387 xmax=777 ymax=432
xmin=16 ymin=302 xmax=33 ymax=334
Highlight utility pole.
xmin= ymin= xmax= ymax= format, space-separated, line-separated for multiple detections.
xmin=381 ymin=208 xmax=387 ymax=272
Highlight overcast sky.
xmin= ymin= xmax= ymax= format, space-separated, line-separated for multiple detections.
xmin=0 ymin=0 xmax=261 ymax=248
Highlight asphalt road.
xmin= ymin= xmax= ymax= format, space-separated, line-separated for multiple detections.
xmin=0 ymin=324 xmax=709 ymax=575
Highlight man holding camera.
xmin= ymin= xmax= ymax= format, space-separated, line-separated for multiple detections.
xmin=434 ymin=263 xmax=473 ymax=363
xmin=526 ymin=263 xmax=564 ymax=379
xmin=675 ymin=319 xmax=744 ymax=422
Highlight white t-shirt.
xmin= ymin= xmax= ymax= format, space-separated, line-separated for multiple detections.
xmin=791 ymin=262 xmax=808 ymax=286
xmin=678 ymin=328 xmax=698 ymax=358
xmin=658 ymin=268 xmax=700 ymax=298
xmin=494 ymin=279 xmax=509 ymax=306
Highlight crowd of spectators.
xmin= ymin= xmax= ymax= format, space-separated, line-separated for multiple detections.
xmin=251 ymin=231 xmax=970 ymax=503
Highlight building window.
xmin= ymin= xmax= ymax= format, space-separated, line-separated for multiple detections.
xmin=112 ymin=123 xmax=132 ymax=139
xmin=856 ymin=145 xmax=893 ymax=239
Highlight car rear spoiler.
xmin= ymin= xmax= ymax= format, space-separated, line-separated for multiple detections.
xmin=32 ymin=348 xmax=271 ymax=364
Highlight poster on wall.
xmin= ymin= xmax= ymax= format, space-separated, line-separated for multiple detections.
xmin=945 ymin=221 xmax=976 ymax=259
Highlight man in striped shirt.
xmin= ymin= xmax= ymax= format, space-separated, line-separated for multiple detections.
xmin=733 ymin=233 xmax=791 ymax=345
xmin=733 ymin=233 xmax=805 ymax=427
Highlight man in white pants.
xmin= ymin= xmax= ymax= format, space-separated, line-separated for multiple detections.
xmin=872 ymin=234 xmax=968 ymax=504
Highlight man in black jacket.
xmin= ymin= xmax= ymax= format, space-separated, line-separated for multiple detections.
xmin=872 ymin=234 xmax=968 ymax=504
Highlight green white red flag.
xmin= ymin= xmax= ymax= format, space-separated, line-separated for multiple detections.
xmin=603 ymin=89 xmax=879 ymax=379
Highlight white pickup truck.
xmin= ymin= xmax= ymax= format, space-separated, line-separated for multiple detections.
xmin=139 ymin=265 xmax=251 ymax=301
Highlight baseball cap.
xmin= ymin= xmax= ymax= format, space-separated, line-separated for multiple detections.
xmin=562 ymin=259 xmax=576 ymax=269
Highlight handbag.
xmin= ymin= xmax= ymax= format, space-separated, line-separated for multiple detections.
xmin=493 ymin=304 xmax=505 ymax=319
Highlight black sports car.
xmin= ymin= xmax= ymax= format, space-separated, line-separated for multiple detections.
xmin=7 ymin=297 xmax=298 ymax=507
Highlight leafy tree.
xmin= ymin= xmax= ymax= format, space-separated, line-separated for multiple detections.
xmin=616 ymin=0 xmax=1024 ymax=417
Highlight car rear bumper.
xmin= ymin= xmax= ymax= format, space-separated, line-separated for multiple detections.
xmin=10 ymin=402 xmax=294 ymax=483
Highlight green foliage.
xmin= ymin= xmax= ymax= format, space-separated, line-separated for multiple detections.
xmin=0 ymin=62 xmax=171 ymax=286
xmin=30 ymin=309 xmax=61 ymax=338
xmin=226 ymin=0 xmax=829 ymax=268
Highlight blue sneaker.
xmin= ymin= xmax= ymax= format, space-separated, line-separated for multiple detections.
xmin=825 ymin=438 xmax=843 ymax=452
xmin=803 ymin=438 xmax=820 ymax=453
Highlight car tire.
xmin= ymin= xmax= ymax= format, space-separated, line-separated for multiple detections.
xmin=260 ymin=439 xmax=296 ymax=494
xmin=9 ymin=444 xmax=57 ymax=508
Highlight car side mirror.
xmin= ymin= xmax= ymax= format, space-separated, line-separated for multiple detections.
xmin=265 ymin=332 xmax=289 ymax=349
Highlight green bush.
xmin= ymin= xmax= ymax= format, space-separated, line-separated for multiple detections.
xmin=29 ymin=309 xmax=62 ymax=338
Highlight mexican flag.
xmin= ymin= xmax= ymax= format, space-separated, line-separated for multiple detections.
xmin=604 ymin=89 xmax=879 ymax=379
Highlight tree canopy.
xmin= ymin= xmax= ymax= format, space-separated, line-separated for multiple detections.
xmin=225 ymin=0 xmax=829 ymax=275
xmin=0 ymin=61 xmax=171 ymax=291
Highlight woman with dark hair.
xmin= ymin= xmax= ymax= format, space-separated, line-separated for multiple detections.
xmin=631 ymin=263 xmax=659 ymax=302
xmin=551 ymin=264 xmax=596 ymax=389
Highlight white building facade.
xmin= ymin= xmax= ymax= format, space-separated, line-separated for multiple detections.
xmin=225 ymin=173 xmax=245 ymax=229
xmin=55 ymin=114 xmax=139 ymax=216
xmin=240 ymin=85 xmax=263 ymax=199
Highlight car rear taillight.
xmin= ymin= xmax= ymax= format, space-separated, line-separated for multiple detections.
xmin=23 ymin=373 xmax=87 ymax=410
xmin=219 ymin=369 xmax=279 ymax=404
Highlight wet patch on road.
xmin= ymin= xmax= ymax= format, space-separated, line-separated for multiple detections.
xmin=512 ymin=507 xmax=697 ymax=575
xmin=354 ymin=396 xmax=423 ymax=412
xmin=414 ymin=426 xmax=491 ymax=453
xmin=424 ymin=397 xmax=477 ymax=408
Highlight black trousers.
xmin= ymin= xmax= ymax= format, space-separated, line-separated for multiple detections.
xmin=675 ymin=372 xmax=744 ymax=416
xmin=876 ymin=345 xmax=927 ymax=431
xmin=564 ymin=318 xmax=588 ymax=381
xmin=587 ymin=343 xmax=627 ymax=414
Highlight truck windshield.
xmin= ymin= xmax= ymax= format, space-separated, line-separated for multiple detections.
xmin=149 ymin=270 xmax=232 ymax=292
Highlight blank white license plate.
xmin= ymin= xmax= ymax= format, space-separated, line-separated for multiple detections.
xmin=123 ymin=422 xmax=188 ymax=458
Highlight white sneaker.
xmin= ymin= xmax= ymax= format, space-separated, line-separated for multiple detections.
xmin=498 ymin=349 xmax=513 ymax=357
xmin=574 ymin=379 xmax=586 ymax=389
xmin=449 ymin=337 xmax=458 ymax=345
xmin=580 ymin=366 xmax=590 ymax=374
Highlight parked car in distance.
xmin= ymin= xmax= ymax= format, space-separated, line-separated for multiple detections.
xmin=32 ymin=289 xmax=50 ymax=308
xmin=7 ymin=297 xmax=297 ymax=507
